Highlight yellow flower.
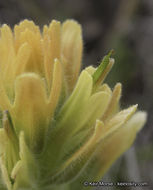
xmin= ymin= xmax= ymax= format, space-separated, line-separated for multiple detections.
xmin=0 ymin=20 xmax=146 ymax=190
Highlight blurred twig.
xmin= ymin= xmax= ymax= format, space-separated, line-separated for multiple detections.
xmin=101 ymin=0 xmax=139 ymax=50
xmin=125 ymin=147 xmax=143 ymax=190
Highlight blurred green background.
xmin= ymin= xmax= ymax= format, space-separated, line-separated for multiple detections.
xmin=0 ymin=0 xmax=152 ymax=189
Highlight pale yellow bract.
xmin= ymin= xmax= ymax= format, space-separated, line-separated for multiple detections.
xmin=0 ymin=19 xmax=82 ymax=149
xmin=0 ymin=19 xmax=147 ymax=190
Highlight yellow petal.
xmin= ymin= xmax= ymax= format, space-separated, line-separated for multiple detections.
xmin=47 ymin=20 xmax=61 ymax=62
xmin=80 ymin=91 xmax=111 ymax=131
xmin=100 ymin=83 xmax=112 ymax=95
xmin=0 ymin=82 xmax=12 ymax=110
xmin=0 ymin=24 xmax=15 ymax=80
xmin=14 ymin=28 xmax=43 ymax=75
xmin=62 ymin=20 xmax=83 ymax=93
xmin=14 ymin=42 xmax=31 ymax=76
xmin=11 ymin=73 xmax=48 ymax=151
xmin=85 ymin=66 xmax=96 ymax=75
xmin=100 ymin=105 xmax=137 ymax=139
xmin=47 ymin=59 xmax=62 ymax=117
xmin=43 ymin=25 xmax=48 ymax=36
xmin=102 ymin=83 xmax=122 ymax=122
xmin=14 ymin=19 xmax=40 ymax=48
xmin=43 ymin=20 xmax=61 ymax=89
xmin=0 ymin=24 xmax=14 ymax=52
xmin=0 ymin=25 xmax=16 ymax=100
xmin=124 ymin=111 xmax=147 ymax=132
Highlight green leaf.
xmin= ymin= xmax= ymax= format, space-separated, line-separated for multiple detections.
xmin=92 ymin=50 xmax=114 ymax=85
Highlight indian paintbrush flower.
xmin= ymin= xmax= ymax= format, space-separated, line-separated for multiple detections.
xmin=0 ymin=19 xmax=147 ymax=190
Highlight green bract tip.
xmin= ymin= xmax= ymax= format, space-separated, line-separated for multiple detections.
xmin=92 ymin=50 xmax=114 ymax=85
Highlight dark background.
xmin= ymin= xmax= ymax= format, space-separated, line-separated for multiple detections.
xmin=0 ymin=0 xmax=153 ymax=189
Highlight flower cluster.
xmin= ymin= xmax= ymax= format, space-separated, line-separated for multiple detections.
xmin=0 ymin=20 xmax=146 ymax=190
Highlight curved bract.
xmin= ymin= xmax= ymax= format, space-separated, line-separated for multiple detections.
xmin=0 ymin=19 xmax=147 ymax=190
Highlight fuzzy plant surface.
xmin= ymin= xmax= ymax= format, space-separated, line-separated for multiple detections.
xmin=0 ymin=19 xmax=147 ymax=190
